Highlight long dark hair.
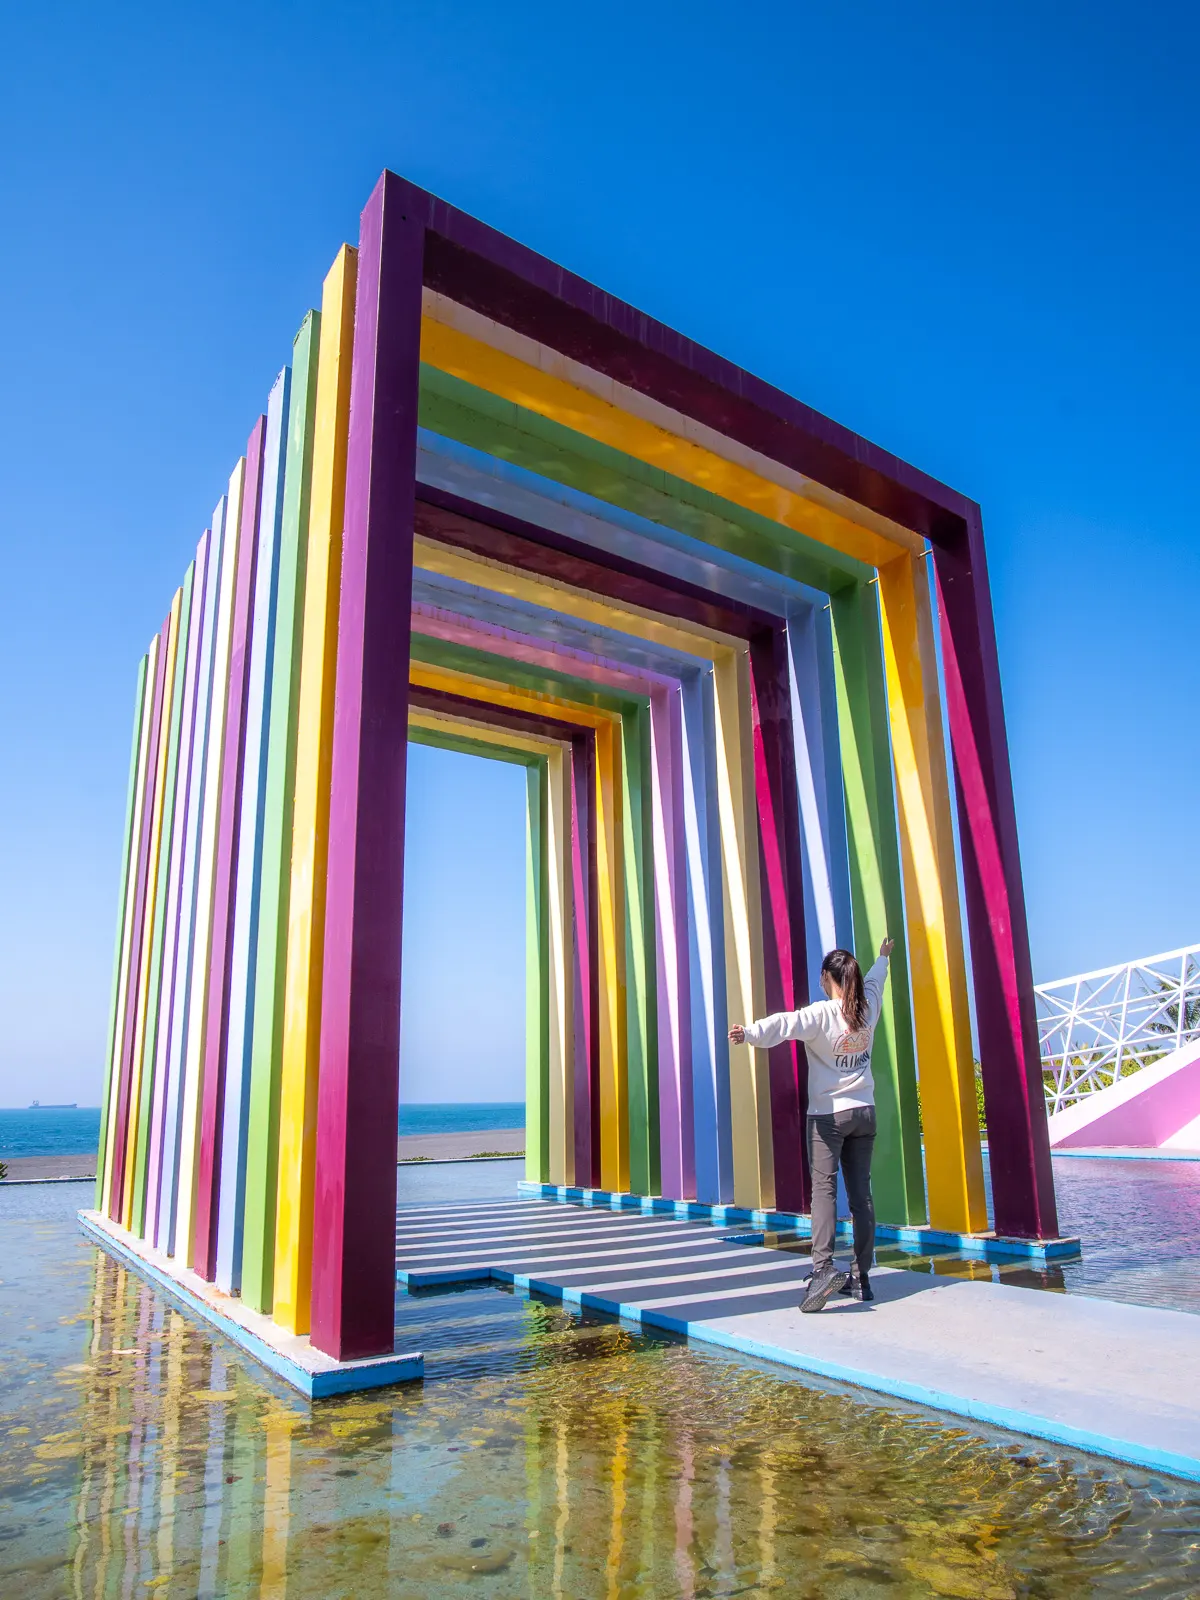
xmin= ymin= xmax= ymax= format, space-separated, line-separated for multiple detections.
xmin=820 ymin=948 xmax=867 ymax=1031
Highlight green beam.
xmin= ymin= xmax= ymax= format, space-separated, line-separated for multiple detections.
xmin=407 ymin=726 xmax=549 ymax=1181
xmin=96 ymin=654 xmax=150 ymax=1210
xmin=242 ymin=311 xmax=321 ymax=1314
xmin=831 ymin=583 xmax=924 ymax=1224
xmin=412 ymin=631 xmax=659 ymax=1196
xmin=131 ymin=562 xmax=196 ymax=1233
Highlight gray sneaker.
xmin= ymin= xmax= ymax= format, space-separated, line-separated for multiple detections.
xmin=800 ymin=1262 xmax=848 ymax=1313
xmin=838 ymin=1270 xmax=874 ymax=1302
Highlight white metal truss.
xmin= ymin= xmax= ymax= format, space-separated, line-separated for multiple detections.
xmin=1036 ymin=944 xmax=1200 ymax=1112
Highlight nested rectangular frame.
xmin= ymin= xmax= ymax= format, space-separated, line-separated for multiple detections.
xmin=315 ymin=170 xmax=1057 ymax=1360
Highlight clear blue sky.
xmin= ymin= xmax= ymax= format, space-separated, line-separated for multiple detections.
xmin=2 ymin=1 xmax=1197 ymax=1106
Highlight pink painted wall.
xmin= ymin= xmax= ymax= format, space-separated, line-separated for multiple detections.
xmin=1047 ymin=1037 xmax=1200 ymax=1150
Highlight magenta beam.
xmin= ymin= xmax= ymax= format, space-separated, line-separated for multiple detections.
xmin=411 ymin=601 xmax=695 ymax=1197
xmin=108 ymin=617 xmax=171 ymax=1218
xmin=749 ymin=626 xmax=810 ymax=1213
xmin=934 ymin=518 xmax=1058 ymax=1240
xmin=408 ymin=681 xmax=601 ymax=1184
xmin=311 ymin=175 xmax=425 ymax=1362
xmin=192 ymin=418 xmax=267 ymax=1278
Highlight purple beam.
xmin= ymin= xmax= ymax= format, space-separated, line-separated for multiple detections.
xmin=311 ymin=175 xmax=425 ymax=1361
xmin=749 ymin=626 xmax=810 ymax=1213
xmin=388 ymin=172 xmax=974 ymax=541
xmin=573 ymin=728 xmax=600 ymax=1185
xmin=108 ymin=619 xmax=170 ymax=1218
xmin=192 ymin=418 xmax=267 ymax=1279
xmin=408 ymin=682 xmax=600 ymax=1183
xmin=934 ymin=521 xmax=1058 ymax=1239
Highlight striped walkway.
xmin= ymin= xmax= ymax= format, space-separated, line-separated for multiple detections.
xmin=395 ymin=1197 xmax=812 ymax=1316
xmin=395 ymin=1197 xmax=1200 ymax=1484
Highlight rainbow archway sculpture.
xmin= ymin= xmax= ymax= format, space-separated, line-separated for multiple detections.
xmin=93 ymin=172 xmax=1058 ymax=1372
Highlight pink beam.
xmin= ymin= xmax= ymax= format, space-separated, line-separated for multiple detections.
xmin=749 ymin=626 xmax=810 ymax=1213
xmin=934 ymin=518 xmax=1058 ymax=1239
xmin=193 ymin=417 xmax=266 ymax=1278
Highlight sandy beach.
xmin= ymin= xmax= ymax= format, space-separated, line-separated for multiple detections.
xmin=1 ymin=1128 xmax=526 ymax=1184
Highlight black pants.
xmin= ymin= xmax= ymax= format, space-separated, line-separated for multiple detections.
xmin=808 ymin=1106 xmax=876 ymax=1278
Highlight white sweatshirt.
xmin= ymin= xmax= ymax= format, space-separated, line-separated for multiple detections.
xmin=741 ymin=956 xmax=889 ymax=1115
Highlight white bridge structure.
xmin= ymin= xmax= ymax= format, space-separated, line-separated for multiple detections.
xmin=1036 ymin=944 xmax=1200 ymax=1113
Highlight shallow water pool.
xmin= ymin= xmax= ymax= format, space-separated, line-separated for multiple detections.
xmin=2 ymin=1180 xmax=1200 ymax=1598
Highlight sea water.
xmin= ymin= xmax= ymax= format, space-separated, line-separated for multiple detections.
xmin=1 ymin=1173 xmax=1198 ymax=1598
xmin=0 ymin=1102 xmax=525 ymax=1160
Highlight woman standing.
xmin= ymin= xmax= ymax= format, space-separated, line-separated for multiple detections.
xmin=729 ymin=938 xmax=894 ymax=1312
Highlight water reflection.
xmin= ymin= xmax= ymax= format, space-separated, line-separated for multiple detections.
xmin=3 ymin=1225 xmax=1200 ymax=1599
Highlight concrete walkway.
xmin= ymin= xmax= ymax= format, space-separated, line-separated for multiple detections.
xmin=396 ymin=1197 xmax=1200 ymax=1482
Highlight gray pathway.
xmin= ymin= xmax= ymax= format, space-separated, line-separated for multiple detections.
xmin=395 ymin=1196 xmax=1200 ymax=1482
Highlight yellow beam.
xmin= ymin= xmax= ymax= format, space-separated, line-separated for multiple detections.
xmin=273 ymin=245 xmax=357 ymax=1336
xmin=877 ymin=552 xmax=986 ymax=1232
xmin=409 ymin=707 xmax=575 ymax=1184
xmin=419 ymin=309 xmax=924 ymax=570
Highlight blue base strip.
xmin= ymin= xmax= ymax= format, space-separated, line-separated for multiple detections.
xmin=515 ymin=1182 xmax=1083 ymax=1262
xmin=80 ymin=1211 xmax=422 ymax=1399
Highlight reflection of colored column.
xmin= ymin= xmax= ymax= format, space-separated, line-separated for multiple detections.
xmin=311 ymin=171 xmax=426 ymax=1361
xmin=242 ymin=311 xmax=321 ymax=1315
xmin=674 ymin=1430 xmax=695 ymax=1599
xmin=156 ymin=1309 xmax=186 ymax=1578
xmin=260 ymin=1407 xmax=294 ymax=1598
xmin=831 ymin=581 xmax=924 ymax=1226
xmin=194 ymin=415 xmax=267 ymax=1280
xmin=97 ymin=653 xmax=149 ymax=1211
xmin=217 ymin=369 xmax=291 ymax=1294
xmin=878 ymin=551 xmax=986 ymax=1233
xmin=274 ymin=247 xmax=357 ymax=1336
xmin=934 ymin=524 xmax=1059 ymax=1239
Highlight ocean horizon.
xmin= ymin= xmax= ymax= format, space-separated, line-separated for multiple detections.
xmin=0 ymin=1101 xmax=525 ymax=1159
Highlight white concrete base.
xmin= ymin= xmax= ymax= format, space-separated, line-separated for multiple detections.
xmin=80 ymin=1210 xmax=422 ymax=1398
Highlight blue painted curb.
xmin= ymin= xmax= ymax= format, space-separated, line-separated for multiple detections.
xmin=516 ymin=1182 xmax=1082 ymax=1262
xmin=399 ymin=1251 xmax=1200 ymax=1484
xmin=79 ymin=1212 xmax=423 ymax=1399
